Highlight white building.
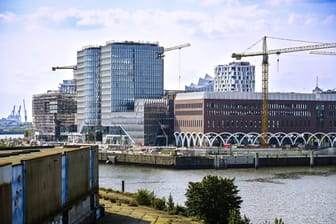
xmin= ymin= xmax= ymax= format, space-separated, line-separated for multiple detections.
xmin=214 ymin=61 xmax=255 ymax=92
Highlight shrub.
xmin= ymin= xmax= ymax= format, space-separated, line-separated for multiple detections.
xmin=135 ymin=189 xmax=155 ymax=206
xmin=152 ymin=197 xmax=166 ymax=210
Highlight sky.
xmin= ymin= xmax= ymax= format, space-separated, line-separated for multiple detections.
xmin=1 ymin=0 xmax=335 ymax=121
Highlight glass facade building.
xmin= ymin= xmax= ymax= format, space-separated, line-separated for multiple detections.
xmin=75 ymin=41 xmax=165 ymax=144
xmin=109 ymin=42 xmax=164 ymax=112
xmin=75 ymin=47 xmax=101 ymax=133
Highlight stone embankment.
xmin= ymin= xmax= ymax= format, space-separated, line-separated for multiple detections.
xmin=99 ymin=148 xmax=336 ymax=168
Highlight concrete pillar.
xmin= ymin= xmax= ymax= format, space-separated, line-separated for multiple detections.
xmin=310 ymin=151 xmax=314 ymax=168
xmin=255 ymin=152 xmax=259 ymax=169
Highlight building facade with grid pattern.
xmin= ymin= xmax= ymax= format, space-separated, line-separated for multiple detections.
xmin=214 ymin=61 xmax=255 ymax=92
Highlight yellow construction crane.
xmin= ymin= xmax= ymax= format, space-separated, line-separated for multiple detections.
xmin=164 ymin=43 xmax=191 ymax=89
xmin=232 ymin=36 xmax=336 ymax=145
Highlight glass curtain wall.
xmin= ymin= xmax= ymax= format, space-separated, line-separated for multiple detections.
xmin=110 ymin=43 xmax=164 ymax=112
xmin=83 ymin=47 xmax=101 ymax=128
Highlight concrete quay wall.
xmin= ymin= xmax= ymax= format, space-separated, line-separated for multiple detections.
xmin=258 ymin=155 xmax=336 ymax=167
xmin=99 ymin=152 xmax=214 ymax=168
xmin=99 ymin=152 xmax=336 ymax=169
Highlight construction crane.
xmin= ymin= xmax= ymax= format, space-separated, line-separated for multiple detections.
xmin=163 ymin=43 xmax=191 ymax=89
xmin=52 ymin=65 xmax=77 ymax=71
xmin=310 ymin=50 xmax=336 ymax=55
xmin=232 ymin=36 xmax=336 ymax=145
xmin=23 ymin=99 xmax=27 ymax=122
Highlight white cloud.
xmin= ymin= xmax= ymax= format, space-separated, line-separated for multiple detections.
xmin=266 ymin=0 xmax=296 ymax=6
xmin=287 ymin=13 xmax=300 ymax=25
xmin=0 ymin=11 xmax=16 ymax=23
xmin=323 ymin=15 xmax=336 ymax=25
xmin=0 ymin=0 xmax=336 ymax=120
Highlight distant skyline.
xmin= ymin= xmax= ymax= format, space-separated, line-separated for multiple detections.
xmin=1 ymin=0 xmax=335 ymax=121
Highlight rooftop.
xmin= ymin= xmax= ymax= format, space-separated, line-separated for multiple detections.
xmin=175 ymin=91 xmax=336 ymax=101
xmin=0 ymin=146 xmax=87 ymax=166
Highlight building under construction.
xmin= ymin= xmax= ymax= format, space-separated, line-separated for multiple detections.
xmin=32 ymin=90 xmax=77 ymax=141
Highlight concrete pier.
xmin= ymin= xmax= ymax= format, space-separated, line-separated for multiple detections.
xmin=99 ymin=150 xmax=336 ymax=169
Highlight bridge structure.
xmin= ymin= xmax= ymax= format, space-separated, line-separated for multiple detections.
xmin=174 ymin=131 xmax=336 ymax=148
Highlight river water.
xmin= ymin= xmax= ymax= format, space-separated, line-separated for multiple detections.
xmin=99 ymin=164 xmax=336 ymax=224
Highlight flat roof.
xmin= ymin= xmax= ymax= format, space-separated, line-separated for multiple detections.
xmin=175 ymin=91 xmax=336 ymax=102
xmin=0 ymin=147 xmax=89 ymax=166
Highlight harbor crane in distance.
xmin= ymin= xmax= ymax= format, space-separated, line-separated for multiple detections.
xmin=52 ymin=65 xmax=77 ymax=71
xmin=23 ymin=99 xmax=27 ymax=122
xmin=232 ymin=36 xmax=336 ymax=145
xmin=163 ymin=43 xmax=191 ymax=90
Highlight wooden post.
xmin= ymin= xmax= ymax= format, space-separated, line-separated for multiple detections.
xmin=121 ymin=180 xmax=125 ymax=192
xmin=310 ymin=151 xmax=314 ymax=168
xmin=255 ymin=152 xmax=259 ymax=169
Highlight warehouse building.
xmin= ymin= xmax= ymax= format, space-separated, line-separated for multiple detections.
xmin=174 ymin=91 xmax=336 ymax=147
xmin=0 ymin=146 xmax=100 ymax=224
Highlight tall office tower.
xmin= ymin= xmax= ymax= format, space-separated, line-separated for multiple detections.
xmin=214 ymin=61 xmax=255 ymax=92
xmin=75 ymin=47 xmax=101 ymax=134
xmin=75 ymin=41 xmax=164 ymax=144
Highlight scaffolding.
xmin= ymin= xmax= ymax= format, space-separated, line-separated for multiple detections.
xmin=32 ymin=91 xmax=77 ymax=141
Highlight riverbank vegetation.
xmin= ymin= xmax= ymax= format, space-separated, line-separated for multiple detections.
xmin=99 ymin=175 xmax=284 ymax=224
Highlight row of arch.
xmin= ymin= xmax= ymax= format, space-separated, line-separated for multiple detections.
xmin=174 ymin=132 xmax=336 ymax=148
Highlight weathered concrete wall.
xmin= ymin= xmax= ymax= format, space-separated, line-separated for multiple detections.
xmin=99 ymin=152 xmax=336 ymax=168
xmin=0 ymin=183 xmax=12 ymax=224
xmin=175 ymin=156 xmax=213 ymax=169
xmin=314 ymin=156 xmax=336 ymax=166
xmin=67 ymin=148 xmax=90 ymax=204
xmin=0 ymin=163 xmax=12 ymax=224
xmin=24 ymin=153 xmax=62 ymax=224
xmin=258 ymin=155 xmax=336 ymax=167
xmin=101 ymin=153 xmax=176 ymax=167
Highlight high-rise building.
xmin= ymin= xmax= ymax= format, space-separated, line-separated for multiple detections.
xmin=76 ymin=47 xmax=101 ymax=134
xmin=214 ymin=61 xmax=255 ymax=92
xmin=75 ymin=41 xmax=165 ymax=144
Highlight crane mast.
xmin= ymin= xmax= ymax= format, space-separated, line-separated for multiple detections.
xmin=261 ymin=37 xmax=269 ymax=144
xmin=232 ymin=36 xmax=336 ymax=145
xmin=164 ymin=43 xmax=191 ymax=90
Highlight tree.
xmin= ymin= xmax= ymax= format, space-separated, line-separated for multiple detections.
xmin=185 ymin=175 xmax=242 ymax=224
xmin=228 ymin=209 xmax=251 ymax=224
xmin=167 ymin=193 xmax=175 ymax=214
